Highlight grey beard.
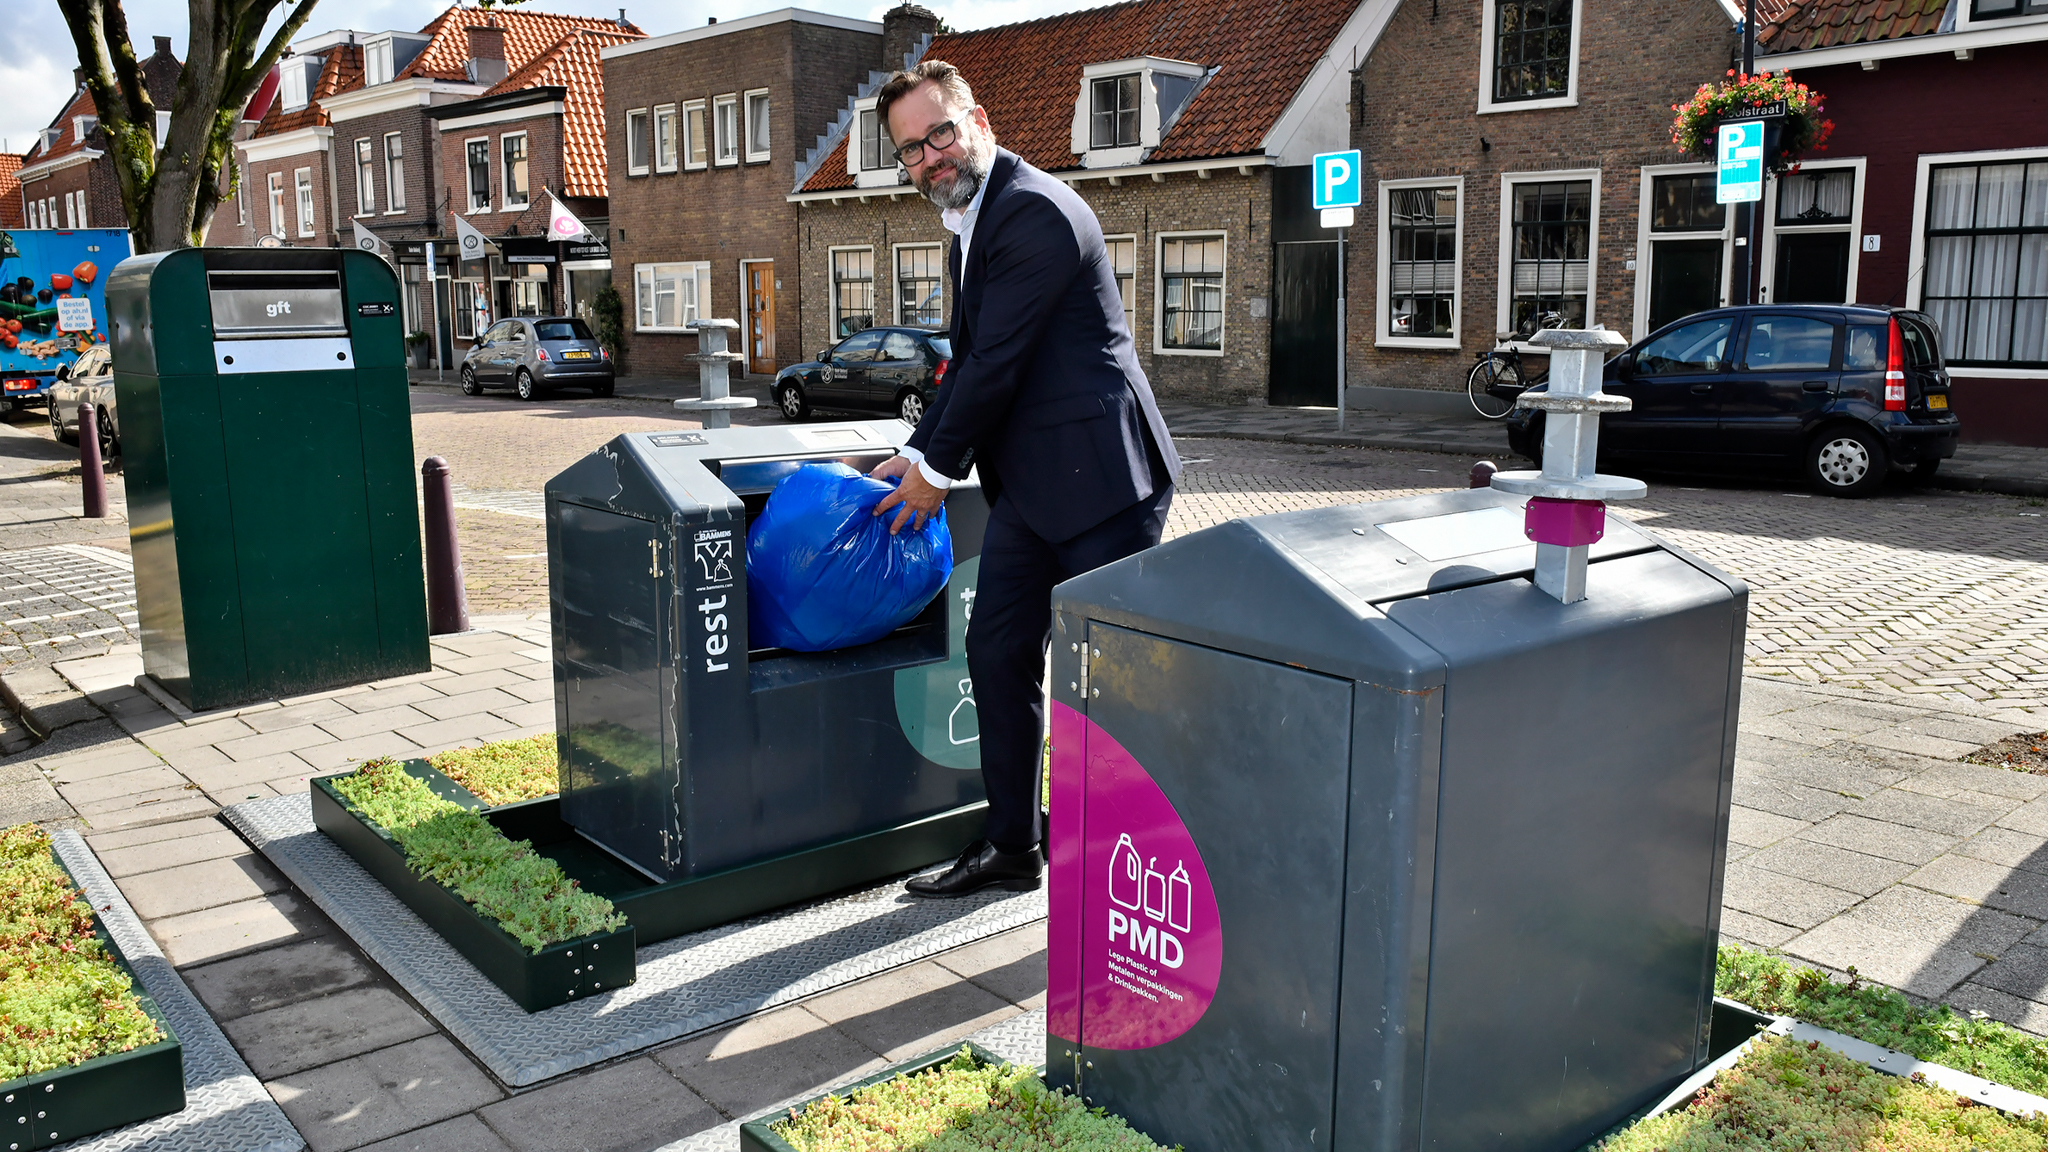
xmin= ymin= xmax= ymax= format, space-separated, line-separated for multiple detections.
xmin=920 ymin=145 xmax=990 ymax=210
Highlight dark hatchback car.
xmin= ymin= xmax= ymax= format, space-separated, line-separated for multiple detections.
xmin=774 ymin=326 xmax=951 ymax=426
xmin=1506 ymin=305 xmax=1960 ymax=497
xmin=460 ymin=316 xmax=614 ymax=400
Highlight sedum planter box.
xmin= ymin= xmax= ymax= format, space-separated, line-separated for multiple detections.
xmin=0 ymin=860 xmax=185 ymax=1150
xmin=738 ymin=1043 xmax=1013 ymax=1152
xmin=311 ymin=764 xmax=635 ymax=1013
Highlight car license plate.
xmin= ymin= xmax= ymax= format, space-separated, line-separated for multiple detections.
xmin=563 ymin=350 xmax=592 ymax=360
xmin=1927 ymin=393 xmax=1948 ymax=409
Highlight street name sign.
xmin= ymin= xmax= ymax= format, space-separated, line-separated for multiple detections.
xmin=1716 ymin=121 xmax=1764 ymax=204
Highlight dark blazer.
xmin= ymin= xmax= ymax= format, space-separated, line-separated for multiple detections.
xmin=906 ymin=149 xmax=1181 ymax=544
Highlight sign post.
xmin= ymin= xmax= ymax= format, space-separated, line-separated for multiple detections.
xmin=1313 ymin=150 xmax=1362 ymax=431
xmin=1716 ymin=101 xmax=1781 ymax=306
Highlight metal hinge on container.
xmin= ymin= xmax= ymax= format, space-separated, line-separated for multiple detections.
xmin=1078 ymin=641 xmax=1089 ymax=696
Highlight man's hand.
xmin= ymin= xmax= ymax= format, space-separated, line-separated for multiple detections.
xmin=869 ymin=455 xmax=914 ymax=481
xmin=873 ymin=464 xmax=946 ymax=534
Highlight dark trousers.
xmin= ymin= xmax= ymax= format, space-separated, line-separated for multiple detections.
xmin=965 ymin=483 xmax=1173 ymax=849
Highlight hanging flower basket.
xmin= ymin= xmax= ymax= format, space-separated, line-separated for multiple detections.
xmin=1671 ymin=71 xmax=1833 ymax=175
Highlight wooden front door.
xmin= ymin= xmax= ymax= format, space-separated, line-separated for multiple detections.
xmin=747 ymin=263 xmax=775 ymax=374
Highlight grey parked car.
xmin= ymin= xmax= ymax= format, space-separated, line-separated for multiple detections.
xmin=460 ymin=316 xmax=615 ymax=401
xmin=47 ymin=343 xmax=119 ymax=460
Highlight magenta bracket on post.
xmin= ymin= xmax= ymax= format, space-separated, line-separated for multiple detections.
xmin=1523 ymin=497 xmax=1606 ymax=548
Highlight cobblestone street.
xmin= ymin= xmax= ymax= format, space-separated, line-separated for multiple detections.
xmin=406 ymin=393 xmax=2048 ymax=718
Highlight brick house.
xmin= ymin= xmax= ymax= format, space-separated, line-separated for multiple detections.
xmin=220 ymin=9 xmax=640 ymax=363
xmin=426 ymin=22 xmax=644 ymax=343
xmin=17 ymin=37 xmax=183 ymax=233
xmin=602 ymin=6 xmax=937 ymax=377
xmin=786 ymin=0 xmax=1376 ymax=407
xmin=1346 ymin=0 xmax=1742 ymax=412
xmin=0 ymin=154 xmax=22 ymax=230
xmin=1755 ymin=0 xmax=2048 ymax=446
xmin=219 ymin=31 xmax=363 ymax=250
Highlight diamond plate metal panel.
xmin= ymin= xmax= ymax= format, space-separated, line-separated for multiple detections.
xmin=46 ymin=831 xmax=304 ymax=1152
xmin=225 ymin=794 xmax=1047 ymax=1087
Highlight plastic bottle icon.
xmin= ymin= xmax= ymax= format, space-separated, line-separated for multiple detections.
xmin=948 ymin=678 xmax=978 ymax=745
xmin=1108 ymin=833 xmax=1141 ymax=910
xmin=1142 ymin=857 xmax=1167 ymax=923
xmin=1167 ymin=861 xmax=1192 ymax=932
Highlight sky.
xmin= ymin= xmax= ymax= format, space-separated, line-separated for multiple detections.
xmin=2 ymin=0 xmax=1094 ymax=159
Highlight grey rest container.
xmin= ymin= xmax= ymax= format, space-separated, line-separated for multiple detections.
xmin=545 ymin=420 xmax=988 ymax=883
xmin=1043 ymin=484 xmax=1744 ymax=1151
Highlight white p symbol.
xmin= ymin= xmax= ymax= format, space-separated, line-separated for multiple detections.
xmin=1322 ymin=157 xmax=1351 ymax=202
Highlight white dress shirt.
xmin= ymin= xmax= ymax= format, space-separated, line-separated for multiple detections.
xmin=897 ymin=174 xmax=990 ymax=490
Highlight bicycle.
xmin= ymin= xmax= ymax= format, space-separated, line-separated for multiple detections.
xmin=1465 ymin=310 xmax=1564 ymax=419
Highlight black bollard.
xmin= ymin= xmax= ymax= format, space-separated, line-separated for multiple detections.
xmin=421 ymin=456 xmax=470 ymax=635
xmin=78 ymin=403 xmax=107 ymax=518
xmin=1469 ymin=460 xmax=1497 ymax=489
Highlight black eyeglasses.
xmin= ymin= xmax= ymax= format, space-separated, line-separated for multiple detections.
xmin=890 ymin=112 xmax=972 ymax=167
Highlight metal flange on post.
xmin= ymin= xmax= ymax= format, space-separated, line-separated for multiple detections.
xmin=1488 ymin=326 xmax=1644 ymax=604
xmin=672 ymin=318 xmax=756 ymax=430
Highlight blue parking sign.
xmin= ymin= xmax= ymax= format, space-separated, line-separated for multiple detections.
xmin=1313 ymin=150 xmax=1362 ymax=211
xmin=1716 ymin=122 xmax=1764 ymax=204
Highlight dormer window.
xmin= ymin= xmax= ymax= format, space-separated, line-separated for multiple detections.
xmin=1967 ymin=0 xmax=2048 ymax=19
xmin=846 ymin=96 xmax=906 ymax=189
xmin=279 ymin=57 xmax=316 ymax=112
xmin=1070 ymin=57 xmax=1208 ymax=168
xmin=74 ymin=115 xmax=98 ymax=142
xmin=1090 ymin=76 xmax=1140 ymax=148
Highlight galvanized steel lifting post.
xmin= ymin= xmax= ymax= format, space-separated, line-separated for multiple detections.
xmin=78 ymin=403 xmax=106 ymax=518
xmin=672 ymin=319 xmax=755 ymax=430
xmin=1489 ymin=328 xmax=1644 ymax=603
xmin=421 ymin=456 xmax=470 ymax=635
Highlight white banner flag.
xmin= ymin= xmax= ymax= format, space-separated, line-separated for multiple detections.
xmin=452 ymin=211 xmax=493 ymax=263
xmin=547 ymin=191 xmax=589 ymax=242
xmin=352 ymin=219 xmax=392 ymax=262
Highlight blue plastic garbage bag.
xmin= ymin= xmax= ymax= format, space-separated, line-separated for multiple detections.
xmin=747 ymin=462 xmax=953 ymax=652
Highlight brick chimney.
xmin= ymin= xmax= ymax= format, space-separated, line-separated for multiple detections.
xmin=153 ymin=36 xmax=172 ymax=57
xmin=881 ymin=3 xmax=938 ymax=72
xmin=465 ymin=24 xmax=508 ymax=86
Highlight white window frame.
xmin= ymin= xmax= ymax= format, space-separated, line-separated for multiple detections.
xmin=364 ymin=38 xmax=394 ymax=86
xmin=652 ymin=104 xmax=678 ymax=173
xmin=682 ymin=100 xmax=707 ymax=170
xmin=355 ymin=137 xmax=376 ymax=216
xmin=1104 ymin=233 xmax=1138 ymax=335
xmin=624 ymin=108 xmax=649 ymax=176
xmin=280 ymin=62 xmax=311 ymax=112
xmin=75 ymin=191 xmax=85 ymax=229
xmin=713 ymin=94 xmax=739 ymax=166
xmin=1477 ymin=0 xmax=1583 ymax=114
xmin=501 ymin=131 xmax=530 ymax=211
xmin=1154 ymin=230 xmax=1227 ymax=357
xmin=1496 ymin=168 xmax=1601 ymax=347
xmin=633 ymin=261 xmax=713 ymax=332
xmin=236 ymin=167 xmax=248 ymax=225
xmin=384 ymin=132 xmax=406 ymax=213
xmin=464 ymin=137 xmax=491 ymax=213
xmin=743 ymin=88 xmax=771 ymax=163
xmin=294 ymin=166 xmax=315 ymax=237
xmin=847 ymin=97 xmax=906 ymax=189
xmin=267 ymin=171 xmax=285 ymax=238
xmin=452 ymin=279 xmax=485 ymax=340
xmin=1377 ymin=176 xmax=1465 ymax=350
xmin=1758 ymin=156 xmax=1866 ymax=309
xmin=63 ymin=192 xmax=75 ymax=229
xmin=1905 ymin=145 xmax=2048 ymax=378
xmin=1631 ymin=163 xmax=1734 ymax=340
xmin=892 ymin=243 xmax=946 ymax=327
xmin=829 ymin=246 xmax=876 ymax=337
xmin=1954 ymin=0 xmax=2048 ymax=32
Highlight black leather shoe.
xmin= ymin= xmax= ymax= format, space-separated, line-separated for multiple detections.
xmin=906 ymin=840 xmax=1042 ymax=898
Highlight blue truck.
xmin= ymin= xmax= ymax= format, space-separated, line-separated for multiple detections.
xmin=0 ymin=228 xmax=130 ymax=415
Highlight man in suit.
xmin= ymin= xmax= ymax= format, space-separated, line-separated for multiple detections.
xmin=871 ymin=60 xmax=1182 ymax=898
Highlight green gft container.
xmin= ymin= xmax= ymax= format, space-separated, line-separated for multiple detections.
xmin=108 ymin=248 xmax=429 ymax=710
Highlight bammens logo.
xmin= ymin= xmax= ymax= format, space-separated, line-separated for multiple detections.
xmin=693 ymin=539 xmax=733 ymax=582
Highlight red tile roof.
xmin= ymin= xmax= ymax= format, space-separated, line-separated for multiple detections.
xmin=398 ymin=7 xmax=644 ymax=82
xmin=799 ymin=0 xmax=1356 ymax=194
xmin=0 ymin=154 xmax=22 ymax=227
xmin=1758 ymin=0 xmax=1948 ymax=53
xmin=251 ymin=45 xmax=361 ymax=136
xmin=484 ymin=27 xmax=644 ymax=197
